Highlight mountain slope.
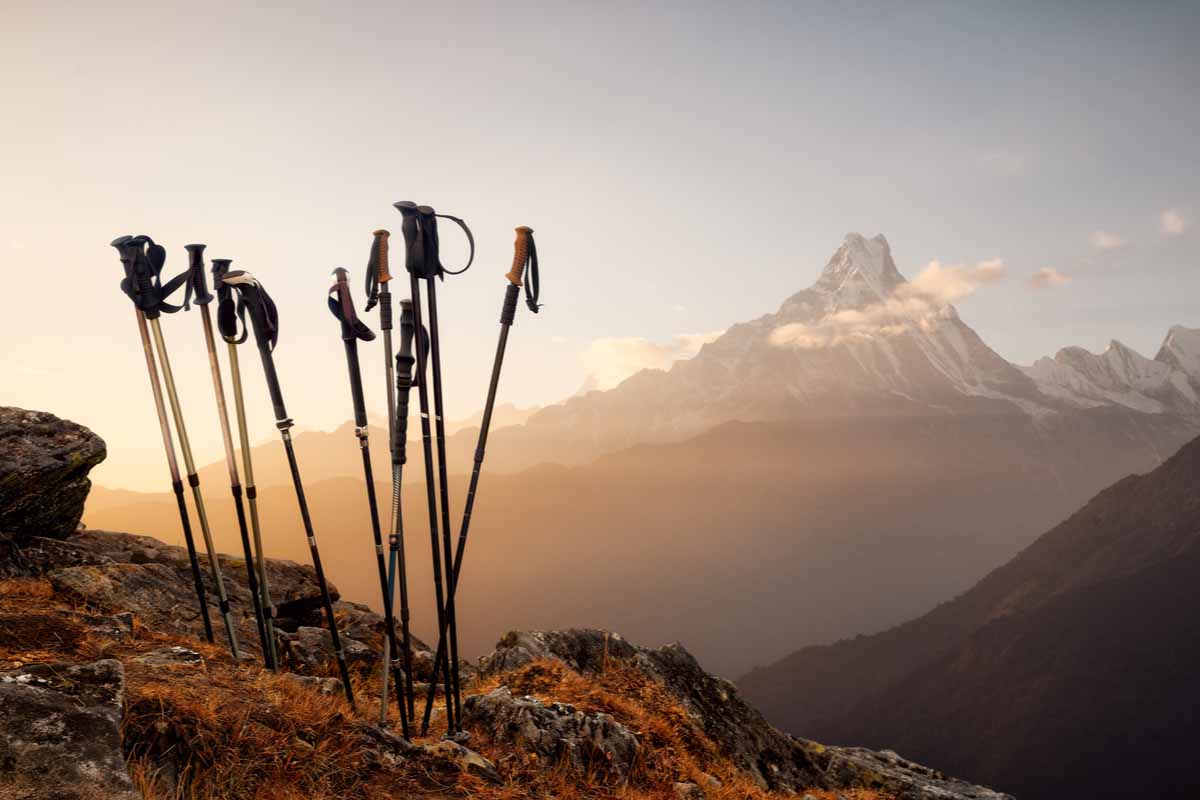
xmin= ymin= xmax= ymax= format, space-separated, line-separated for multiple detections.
xmin=739 ymin=433 xmax=1200 ymax=800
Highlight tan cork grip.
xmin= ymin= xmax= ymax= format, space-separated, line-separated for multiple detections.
xmin=373 ymin=229 xmax=391 ymax=283
xmin=505 ymin=226 xmax=534 ymax=286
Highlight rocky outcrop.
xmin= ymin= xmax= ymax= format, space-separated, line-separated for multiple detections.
xmin=464 ymin=687 xmax=640 ymax=777
xmin=0 ymin=658 xmax=138 ymax=800
xmin=478 ymin=628 xmax=1013 ymax=800
xmin=0 ymin=407 xmax=106 ymax=540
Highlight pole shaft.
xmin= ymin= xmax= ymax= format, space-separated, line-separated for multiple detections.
xmin=227 ymin=342 xmax=278 ymax=671
xmin=424 ymin=278 xmax=463 ymax=729
xmin=134 ymin=310 xmax=214 ymax=642
xmin=424 ymin=321 xmax=511 ymax=724
xmin=408 ymin=274 xmax=456 ymax=733
xmin=149 ymin=317 xmax=241 ymax=658
xmin=201 ymin=307 xmax=272 ymax=668
xmin=342 ymin=338 xmax=409 ymax=734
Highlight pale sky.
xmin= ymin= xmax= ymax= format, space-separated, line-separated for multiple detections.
xmin=3 ymin=1 xmax=1198 ymax=489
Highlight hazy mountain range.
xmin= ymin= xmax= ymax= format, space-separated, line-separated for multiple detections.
xmin=86 ymin=233 xmax=1200 ymax=677
xmin=739 ymin=431 xmax=1200 ymax=800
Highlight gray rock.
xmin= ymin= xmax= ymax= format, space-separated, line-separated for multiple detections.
xmin=674 ymin=781 xmax=704 ymax=799
xmin=134 ymin=646 xmax=204 ymax=667
xmin=281 ymin=674 xmax=343 ymax=695
xmin=0 ymin=533 xmax=112 ymax=578
xmin=281 ymin=625 xmax=373 ymax=671
xmin=0 ymin=407 xmax=106 ymax=540
xmin=356 ymin=724 xmax=501 ymax=783
xmin=0 ymin=658 xmax=138 ymax=799
xmin=821 ymin=747 xmax=1015 ymax=800
xmin=463 ymin=687 xmax=640 ymax=777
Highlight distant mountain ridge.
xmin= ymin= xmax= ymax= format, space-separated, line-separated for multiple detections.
xmin=738 ymin=432 xmax=1200 ymax=800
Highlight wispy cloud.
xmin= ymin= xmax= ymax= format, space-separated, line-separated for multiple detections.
xmin=1028 ymin=267 xmax=1071 ymax=289
xmin=1161 ymin=208 xmax=1187 ymax=236
xmin=579 ymin=331 xmax=724 ymax=391
xmin=1090 ymin=230 xmax=1127 ymax=250
xmin=770 ymin=259 xmax=1006 ymax=350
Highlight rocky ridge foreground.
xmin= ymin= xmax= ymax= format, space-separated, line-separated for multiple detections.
xmin=0 ymin=407 xmax=1012 ymax=799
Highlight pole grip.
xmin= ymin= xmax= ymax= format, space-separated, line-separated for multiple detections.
xmin=371 ymin=229 xmax=391 ymax=283
xmin=505 ymin=226 xmax=534 ymax=285
xmin=185 ymin=244 xmax=214 ymax=305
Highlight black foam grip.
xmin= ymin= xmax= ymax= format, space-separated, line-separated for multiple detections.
xmin=500 ymin=283 xmax=520 ymax=326
xmin=246 ymin=486 xmax=257 ymax=500
xmin=187 ymin=473 xmax=200 ymax=488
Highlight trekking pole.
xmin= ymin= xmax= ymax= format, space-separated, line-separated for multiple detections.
xmin=212 ymin=258 xmax=279 ymax=671
xmin=183 ymin=244 xmax=273 ymax=668
xmin=115 ymin=235 xmax=240 ymax=658
xmin=111 ymin=236 xmax=214 ymax=645
xmin=384 ymin=299 xmax=419 ymax=725
xmin=220 ymin=269 xmax=356 ymax=707
xmin=393 ymin=200 xmax=457 ymax=733
xmin=421 ymin=226 xmax=540 ymax=733
xmin=395 ymin=202 xmax=476 ymax=734
xmin=365 ymin=231 xmax=418 ymax=726
xmin=328 ymin=267 xmax=409 ymax=735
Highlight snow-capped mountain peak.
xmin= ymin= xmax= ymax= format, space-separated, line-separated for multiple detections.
xmin=811 ymin=233 xmax=906 ymax=307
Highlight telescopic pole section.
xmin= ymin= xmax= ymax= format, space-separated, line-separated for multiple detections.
xmin=226 ymin=340 xmax=279 ymax=670
xmin=148 ymin=317 xmax=241 ymax=659
xmin=133 ymin=309 xmax=215 ymax=643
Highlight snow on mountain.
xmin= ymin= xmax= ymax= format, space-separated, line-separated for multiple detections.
xmin=1023 ymin=332 xmax=1200 ymax=418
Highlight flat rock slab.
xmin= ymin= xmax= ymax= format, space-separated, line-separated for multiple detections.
xmin=0 ymin=407 xmax=106 ymax=540
xmin=0 ymin=658 xmax=138 ymax=800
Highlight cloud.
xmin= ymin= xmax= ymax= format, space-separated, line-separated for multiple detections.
xmin=770 ymin=259 xmax=1006 ymax=350
xmin=1090 ymin=230 xmax=1127 ymax=250
xmin=1028 ymin=267 xmax=1071 ymax=289
xmin=579 ymin=331 xmax=724 ymax=391
xmin=1161 ymin=208 xmax=1187 ymax=236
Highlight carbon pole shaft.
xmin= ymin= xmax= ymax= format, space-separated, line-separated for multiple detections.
xmin=200 ymin=306 xmax=272 ymax=667
xmin=408 ymin=273 xmax=456 ymax=733
xmin=134 ymin=309 xmax=215 ymax=643
xmin=422 ymin=286 xmax=518 ymax=733
xmin=148 ymin=317 xmax=241 ymax=658
xmin=227 ymin=341 xmax=279 ymax=671
xmin=422 ymin=277 xmax=463 ymax=730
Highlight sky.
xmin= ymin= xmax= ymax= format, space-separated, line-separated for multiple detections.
xmin=2 ymin=1 xmax=1198 ymax=489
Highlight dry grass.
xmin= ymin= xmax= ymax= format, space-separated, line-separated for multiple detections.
xmin=0 ymin=579 xmax=890 ymax=800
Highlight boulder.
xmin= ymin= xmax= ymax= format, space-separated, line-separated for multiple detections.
xmin=463 ymin=687 xmax=640 ymax=777
xmin=280 ymin=625 xmax=374 ymax=672
xmin=0 ymin=658 xmax=138 ymax=799
xmin=0 ymin=407 xmax=105 ymax=540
